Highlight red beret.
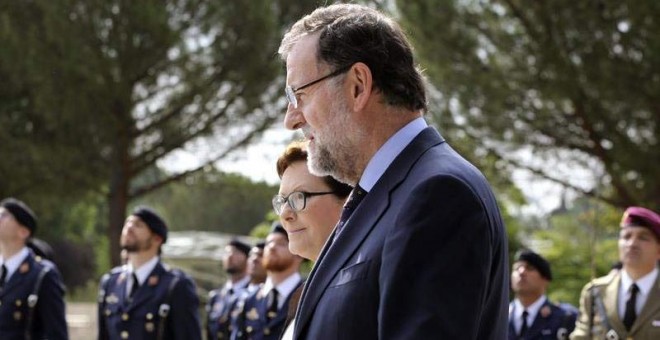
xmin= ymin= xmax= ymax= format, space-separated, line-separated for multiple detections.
xmin=620 ymin=206 xmax=660 ymax=239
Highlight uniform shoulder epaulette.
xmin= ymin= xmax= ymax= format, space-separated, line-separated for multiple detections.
xmin=590 ymin=273 xmax=616 ymax=287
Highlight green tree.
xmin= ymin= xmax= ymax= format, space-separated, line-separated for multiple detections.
xmin=139 ymin=169 xmax=277 ymax=235
xmin=0 ymin=0 xmax=310 ymax=266
xmin=397 ymin=0 xmax=659 ymax=211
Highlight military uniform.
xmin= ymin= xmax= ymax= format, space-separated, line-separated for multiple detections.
xmin=231 ymin=278 xmax=302 ymax=340
xmin=98 ymin=261 xmax=202 ymax=340
xmin=206 ymin=277 xmax=250 ymax=340
xmin=0 ymin=249 xmax=67 ymax=340
xmin=570 ymin=269 xmax=660 ymax=340
xmin=508 ymin=298 xmax=576 ymax=340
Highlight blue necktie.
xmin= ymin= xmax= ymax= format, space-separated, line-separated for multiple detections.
xmin=333 ymin=185 xmax=367 ymax=241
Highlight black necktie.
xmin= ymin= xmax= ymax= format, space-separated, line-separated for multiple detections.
xmin=519 ymin=310 xmax=529 ymax=338
xmin=267 ymin=288 xmax=279 ymax=321
xmin=129 ymin=273 xmax=139 ymax=299
xmin=623 ymin=283 xmax=639 ymax=331
xmin=333 ymin=185 xmax=367 ymax=241
xmin=0 ymin=265 xmax=7 ymax=289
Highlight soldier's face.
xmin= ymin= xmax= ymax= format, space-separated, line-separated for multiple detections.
xmin=618 ymin=226 xmax=660 ymax=271
xmin=120 ymin=215 xmax=157 ymax=253
xmin=247 ymin=247 xmax=266 ymax=282
xmin=263 ymin=233 xmax=298 ymax=272
xmin=222 ymin=245 xmax=248 ymax=275
xmin=0 ymin=208 xmax=27 ymax=241
xmin=511 ymin=261 xmax=548 ymax=295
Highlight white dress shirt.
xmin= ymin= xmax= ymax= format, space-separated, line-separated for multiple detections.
xmin=618 ymin=266 xmax=658 ymax=318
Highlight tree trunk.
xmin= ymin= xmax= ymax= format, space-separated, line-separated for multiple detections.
xmin=107 ymin=162 xmax=129 ymax=267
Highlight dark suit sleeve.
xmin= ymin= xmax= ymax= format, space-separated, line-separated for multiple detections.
xmin=379 ymin=175 xmax=501 ymax=339
xmin=37 ymin=268 xmax=69 ymax=340
xmin=169 ymin=276 xmax=202 ymax=340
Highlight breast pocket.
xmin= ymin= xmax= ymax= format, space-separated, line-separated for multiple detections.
xmin=331 ymin=260 xmax=371 ymax=287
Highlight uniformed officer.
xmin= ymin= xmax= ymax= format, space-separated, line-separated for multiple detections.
xmin=207 ymin=239 xmax=252 ymax=340
xmin=0 ymin=197 xmax=68 ymax=340
xmin=571 ymin=206 xmax=660 ymax=340
xmin=231 ymin=223 xmax=303 ymax=340
xmin=508 ymin=250 xmax=576 ymax=340
xmin=98 ymin=206 xmax=202 ymax=340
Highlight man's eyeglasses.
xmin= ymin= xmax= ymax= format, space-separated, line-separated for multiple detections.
xmin=272 ymin=191 xmax=335 ymax=215
xmin=285 ymin=65 xmax=352 ymax=109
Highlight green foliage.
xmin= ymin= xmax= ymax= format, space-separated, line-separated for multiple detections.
xmin=397 ymin=0 xmax=659 ymax=210
xmin=139 ymin=169 xmax=277 ymax=235
xmin=519 ymin=197 xmax=620 ymax=305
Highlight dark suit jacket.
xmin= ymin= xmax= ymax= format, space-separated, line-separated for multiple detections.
xmin=0 ymin=250 xmax=68 ymax=340
xmin=98 ymin=261 xmax=202 ymax=340
xmin=508 ymin=299 xmax=577 ymax=340
xmin=293 ymin=127 xmax=509 ymax=339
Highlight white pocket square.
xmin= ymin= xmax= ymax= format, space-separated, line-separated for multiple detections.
xmin=652 ymin=319 xmax=660 ymax=327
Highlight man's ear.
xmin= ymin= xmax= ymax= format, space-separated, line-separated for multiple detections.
xmin=347 ymin=62 xmax=373 ymax=111
xmin=18 ymin=226 xmax=31 ymax=241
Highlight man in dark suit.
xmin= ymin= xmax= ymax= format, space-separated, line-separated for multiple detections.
xmin=98 ymin=206 xmax=202 ymax=340
xmin=231 ymin=223 xmax=303 ymax=340
xmin=277 ymin=3 xmax=509 ymax=339
xmin=508 ymin=250 xmax=576 ymax=339
xmin=0 ymin=198 xmax=68 ymax=340
xmin=207 ymin=239 xmax=252 ymax=340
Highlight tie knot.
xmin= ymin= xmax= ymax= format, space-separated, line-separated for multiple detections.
xmin=630 ymin=283 xmax=639 ymax=294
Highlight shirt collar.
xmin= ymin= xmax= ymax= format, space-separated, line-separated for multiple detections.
xmin=359 ymin=117 xmax=427 ymax=191
xmin=224 ymin=275 xmax=250 ymax=292
xmin=0 ymin=247 xmax=30 ymax=280
xmin=513 ymin=295 xmax=547 ymax=321
xmin=128 ymin=256 xmax=160 ymax=285
xmin=262 ymin=272 xmax=302 ymax=299
xmin=621 ymin=266 xmax=658 ymax=296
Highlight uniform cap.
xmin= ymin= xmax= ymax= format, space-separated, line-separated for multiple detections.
xmin=270 ymin=221 xmax=288 ymax=240
xmin=132 ymin=206 xmax=168 ymax=243
xmin=228 ymin=238 xmax=251 ymax=256
xmin=1 ymin=198 xmax=37 ymax=235
xmin=620 ymin=206 xmax=660 ymax=239
xmin=514 ymin=249 xmax=552 ymax=281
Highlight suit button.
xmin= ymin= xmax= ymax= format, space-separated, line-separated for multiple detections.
xmin=122 ymin=313 xmax=129 ymax=321
xmin=120 ymin=331 xmax=129 ymax=339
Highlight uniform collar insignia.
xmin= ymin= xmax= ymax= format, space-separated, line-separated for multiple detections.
xmin=19 ymin=262 xmax=30 ymax=274
xmin=148 ymin=275 xmax=158 ymax=286
xmin=540 ymin=305 xmax=551 ymax=318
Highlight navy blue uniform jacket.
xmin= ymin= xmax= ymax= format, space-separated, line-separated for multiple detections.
xmin=508 ymin=299 xmax=577 ymax=340
xmin=0 ymin=251 xmax=68 ymax=340
xmin=293 ymin=127 xmax=509 ymax=339
xmin=98 ymin=261 xmax=202 ymax=340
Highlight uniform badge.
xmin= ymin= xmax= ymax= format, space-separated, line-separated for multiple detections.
xmin=605 ymin=329 xmax=619 ymax=340
xmin=145 ymin=322 xmax=155 ymax=332
xmin=540 ymin=305 xmax=551 ymax=318
xmin=267 ymin=311 xmax=277 ymax=319
xmin=13 ymin=311 xmax=22 ymax=321
xmin=19 ymin=263 xmax=29 ymax=274
xmin=105 ymin=294 xmax=119 ymax=304
xmin=246 ymin=308 xmax=259 ymax=320
xmin=148 ymin=275 xmax=159 ymax=286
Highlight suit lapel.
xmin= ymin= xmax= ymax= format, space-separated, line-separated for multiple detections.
xmin=0 ymin=254 xmax=32 ymax=296
xmin=294 ymin=127 xmax=445 ymax=338
xmin=630 ymin=271 xmax=660 ymax=334
xmin=604 ymin=272 xmax=626 ymax=333
xmin=127 ymin=262 xmax=166 ymax=311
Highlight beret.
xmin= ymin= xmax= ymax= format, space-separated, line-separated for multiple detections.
xmin=1 ymin=198 xmax=37 ymax=234
xmin=620 ymin=206 xmax=660 ymax=239
xmin=132 ymin=206 xmax=168 ymax=243
xmin=515 ymin=249 xmax=552 ymax=281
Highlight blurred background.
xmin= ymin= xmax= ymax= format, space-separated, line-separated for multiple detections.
xmin=1 ymin=0 xmax=657 ymax=337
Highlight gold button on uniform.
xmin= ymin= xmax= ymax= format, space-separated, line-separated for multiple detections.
xmin=264 ymin=328 xmax=271 ymax=335
xmin=146 ymin=313 xmax=153 ymax=320
xmin=15 ymin=300 xmax=22 ymax=307
xmin=120 ymin=330 xmax=129 ymax=339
